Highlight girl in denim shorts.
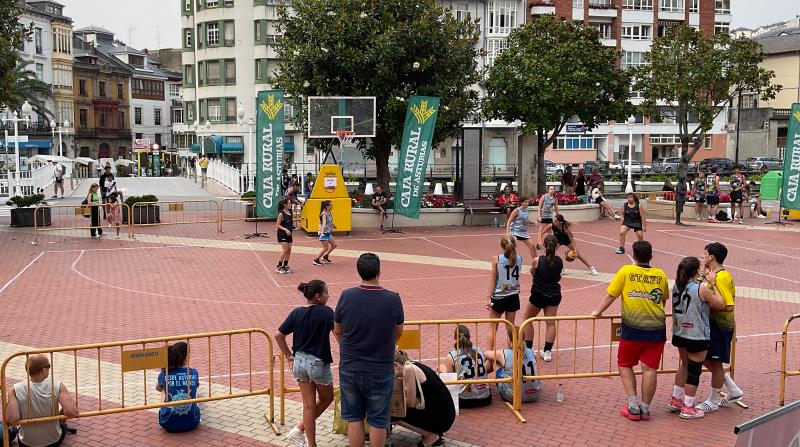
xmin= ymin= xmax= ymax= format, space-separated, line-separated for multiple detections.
xmin=276 ymin=280 xmax=334 ymax=447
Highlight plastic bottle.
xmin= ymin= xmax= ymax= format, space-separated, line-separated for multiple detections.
xmin=556 ymin=383 xmax=564 ymax=403
xmin=491 ymin=216 xmax=498 ymax=228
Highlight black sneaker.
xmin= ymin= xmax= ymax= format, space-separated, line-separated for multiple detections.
xmin=322 ymin=257 xmax=332 ymax=264
xmin=312 ymin=259 xmax=323 ymax=266
xmin=615 ymin=247 xmax=625 ymax=254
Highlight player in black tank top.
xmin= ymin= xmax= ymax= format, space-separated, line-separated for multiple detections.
xmin=617 ymin=193 xmax=647 ymax=255
xmin=276 ymin=198 xmax=296 ymax=274
xmin=552 ymin=215 xmax=597 ymax=275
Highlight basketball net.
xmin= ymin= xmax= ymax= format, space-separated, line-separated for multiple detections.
xmin=335 ymin=129 xmax=354 ymax=147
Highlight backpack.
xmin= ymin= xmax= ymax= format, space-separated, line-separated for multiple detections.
xmin=716 ymin=210 xmax=729 ymax=221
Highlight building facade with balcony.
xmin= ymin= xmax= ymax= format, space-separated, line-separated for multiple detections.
xmin=71 ymin=31 xmax=132 ymax=159
xmin=528 ymin=0 xmax=731 ymax=166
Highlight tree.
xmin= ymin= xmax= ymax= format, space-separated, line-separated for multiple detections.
xmin=632 ymin=25 xmax=780 ymax=181
xmin=483 ymin=15 xmax=631 ymax=196
xmin=0 ymin=0 xmax=33 ymax=110
xmin=273 ymin=0 xmax=482 ymax=189
xmin=3 ymin=55 xmax=53 ymax=118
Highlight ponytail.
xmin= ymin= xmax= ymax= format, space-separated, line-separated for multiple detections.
xmin=544 ymin=234 xmax=558 ymax=268
xmin=500 ymin=236 xmax=517 ymax=266
xmin=297 ymin=279 xmax=326 ymax=302
xmin=454 ymin=324 xmax=475 ymax=359
xmin=555 ymin=214 xmax=570 ymax=231
xmin=675 ymin=257 xmax=700 ymax=292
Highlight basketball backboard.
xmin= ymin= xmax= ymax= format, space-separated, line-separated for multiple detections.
xmin=307 ymin=96 xmax=376 ymax=139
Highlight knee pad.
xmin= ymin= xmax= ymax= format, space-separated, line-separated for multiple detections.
xmin=687 ymin=359 xmax=703 ymax=386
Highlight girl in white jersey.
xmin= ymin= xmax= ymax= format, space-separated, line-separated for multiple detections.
xmin=438 ymin=325 xmax=492 ymax=408
xmin=486 ymin=236 xmax=522 ymax=350
xmin=506 ymin=198 xmax=537 ymax=260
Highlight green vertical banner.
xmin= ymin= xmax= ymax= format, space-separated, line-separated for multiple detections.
xmin=781 ymin=103 xmax=800 ymax=210
xmin=394 ymin=96 xmax=440 ymax=219
xmin=255 ymin=89 xmax=285 ymax=218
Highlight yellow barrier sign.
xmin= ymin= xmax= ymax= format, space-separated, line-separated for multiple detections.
xmin=121 ymin=346 xmax=167 ymax=372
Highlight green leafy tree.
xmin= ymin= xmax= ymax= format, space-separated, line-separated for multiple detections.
xmin=273 ymin=0 xmax=482 ymax=189
xmin=0 ymin=0 xmax=33 ymax=110
xmin=483 ymin=15 xmax=631 ymax=196
xmin=632 ymin=25 xmax=780 ymax=181
xmin=4 ymin=55 xmax=53 ymax=117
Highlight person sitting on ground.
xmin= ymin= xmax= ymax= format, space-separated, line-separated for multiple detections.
xmin=5 ymin=354 xmax=79 ymax=447
xmin=746 ymin=181 xmax=766 ymax=218
xmin=591 ymin=187 xmax=619 ymax=220
xmin=393 ymin=349 xmax=456 ymax=447
xmin=484 ymin=336 xmax=542 ymax=404
xmin=497 ymin=186 xmax=520 ymax=225
xmin=438 ymin=324 xmax=492 ymax=408
xmin=371 ymin=185 xmax=389 ymax=230
xmin=155 ymin=342 xmax=201 ymax=433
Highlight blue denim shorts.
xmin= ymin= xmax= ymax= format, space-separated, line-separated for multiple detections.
xmin=319 ymin=232 xmax=332 ymax=241
xmin=339 ymin=369 xmax=394 ymax=429
xmin=293 ymin=351 xmax=333 ymax=385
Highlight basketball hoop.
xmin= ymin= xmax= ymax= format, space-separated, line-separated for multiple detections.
xmin=335 ymin=129 xmax=354 ymax=147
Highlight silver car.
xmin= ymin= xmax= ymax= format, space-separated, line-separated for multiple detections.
xmin=746 ymin=157 xmax=782 ymax=173
xmin=610 ymin=160 xmax=652 ymax=173
xmin=544 ymin=160 xmax=565 ymax=176
xmin=653 ymin=157 xmax=697 ymax=174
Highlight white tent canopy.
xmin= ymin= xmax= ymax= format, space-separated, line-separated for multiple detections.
xmin=72 ymin=157 xmax=96 ymax=165
xmin=26 ymin=155 xmax=72 ymax=165
xmin=114 ymin=159 xmax=137 ymax=167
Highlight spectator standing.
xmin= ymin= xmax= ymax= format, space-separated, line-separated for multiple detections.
xmin=674 ymin=177 xmax=688 ymax=226
xmin=155 ymin=342 xmax=200 ymax=433
xmin=705 ymin=167 xmax=722 ymax=222
xmin=86 ymin=183 xmax=103 ymax=238
xmin=371 ymin=186 xmax=389 ymax=230
xmin=281 ymin=169 xmax=291 ymax=195
xmin=99 ymin=164 xmax=115 ymax=217
xmin=277 ymin=280 xmax=335 ymax=447
xmin=51 ymin=160 xmax=65 ymax=198
xmin=333 ymin=253 xmax=404 ymax=447
xmin=729 ymin=166 xmax=747 ymax=224
xmin=592 ymin=241 xmax=669 ymax=422
xmin=106 ymin=192 xmax=122 ymax=239
xmin=4 ymin=354 xmax=79 ymax=447
xmin=575 ymin=169 xmax=586 ymax=197
xmin=692 ymin=171 xmax=707 ymax=221
xmin=96 ymin=162 xmax=103 ymax=178
xmin=198 ymin=155 xmax=209 ymax=188
xmin=561 ymin=166 xmax=575 ymax=194
xmin=275 ymin=198 xmax=297 ymax=274
xmin=304 ymin=172 xmax=314 ymax=198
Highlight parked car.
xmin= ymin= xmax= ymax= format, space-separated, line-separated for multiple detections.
xmin=746 ymin=156 xmax=782 ymax=173
xmin=698 ymin=157 xmax=735 ymax=174
xmin=544 ymin=160 xmax=565 ymax=176
xmin=610 ymin=160 xmax=652 ymax=173
xmin=652 ymin=157 xmax=697 ymax=174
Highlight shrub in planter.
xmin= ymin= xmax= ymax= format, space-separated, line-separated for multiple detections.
xmin=122 ymin=195 xmax=160 ymax=224
xmin=6 ymin=194 xmax=51 ymax=227
xmin=241 ymin=191 xmax=257 ymax=219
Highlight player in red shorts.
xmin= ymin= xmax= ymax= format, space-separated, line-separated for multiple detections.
xmin=592 ymin=241 xmax=669 ymax=421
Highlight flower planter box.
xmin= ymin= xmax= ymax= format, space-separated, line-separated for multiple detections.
xmin=10 ymin=207 xmax=51 ymax=227
xmin=635 ymin=181 xmax=667 ymax=192
xmin=122 ymin=204 xmax=161 ymax=225
xmin=604 ymin=181 xmax=624 ymax=193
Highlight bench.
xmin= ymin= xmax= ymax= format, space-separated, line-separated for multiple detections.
xmin=463 ymin=199 xmax=501 ymax=226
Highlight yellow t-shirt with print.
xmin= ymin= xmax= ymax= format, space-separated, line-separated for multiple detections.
xmin=199 ymin=157 xmax=209 ymax=168
xmin=709 ymin=269 xmax=735 ymax=330
xmin=607 ymin=264 xmax=669 ymax=341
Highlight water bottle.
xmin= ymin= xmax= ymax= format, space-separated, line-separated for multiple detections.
xmin=491 ymin=216 xmax=498 ymax=228
xmin=556 ymin=383 xmax=564 ymax=403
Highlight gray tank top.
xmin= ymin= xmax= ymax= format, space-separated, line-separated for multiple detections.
xmin=496 ymin=348 xmax=542 ymax=402
xmin=14 ymin=379 xmax=63 ymax=446
xmin=493 ymin=254 xmax=522 ymax=298
xmin=320 ymin=210 xmax=333 ymax=234
xmin=541 ymin=194 xmax=556 ymax=218
xmin=449 ymin=348 xmax=491 ymax=400
xmin=509 ymin=208 xmax=529 ymax=237
xmin=672 ymin=281 xmax=710 ymax=341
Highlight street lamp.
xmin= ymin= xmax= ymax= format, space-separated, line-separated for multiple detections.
xmin=2 ymin=101 xmax=33 ymax=196
xmin=49 ymin=119 xmax=70 ymax=158
xmin=237 ymin=102 xmax=256 ymax=192
xmin=625 ymin=115 xmax=636 ymax=194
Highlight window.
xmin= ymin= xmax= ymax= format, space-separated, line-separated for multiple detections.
xmin=224 ymin=0 xmax=234 ymax=5
xmin=573 ymin=0 xmax=584 ymax=8
xmin=117 ymin=83 xmax=123 ymax=99
xmin=485 ymin=37 xmax=508 ymax=67
xmin=79 ymin=79 xmax=87 ymax=96
xmin=183 ymin=65 xmax=195 ymax=87
xmin=660 ymin=0 xmax=683 ymax=12
xmin=554 ymin=135 xmax=596 ymax=150
xmin=255 ymin=58 xmax=268 ymax=82
xmin=170 ymin=84 xmax=181 ymax=97
xmin=129 ymin=55 xmax=145 ymax=68
xmin=622 ymin=51 xmax=648 ymax=68
xmin=206 ymin=60 xmax=221 ymax=85
xmin=134 ymin=107 xmax=142 ymax=125
xmin=453 ymin=3 xmax=470 ymax=21
xmin=284 ymin=103 xmax=294 ymax=120
xmin=223 ymin=21 xmax=234 ymax=46
xmin=591 ymin=23 xmax=613 ymax=39
xmin=714 ymin=22 xmax=729 ymax=35
xmin=135 ymin=133 xmax=143 ymax=140
xmin=689 ymin=0 xmax=699 ymax=12
xmin=658 ymin=20 xmax=682 ymax=37
xmin=621 ymin=24 xmax=652 ymax=40
xmin=224 ymin=59 xmax=235 ymax=84
xmin=715 ymin=0 xmax=730 ymax=14
xmin=53 ymin=64 xmax=72 ymax=89
xmin=487 ymin=1 xmax=517 ymax=35
xmin=154 ymin=134 xmax=162 ymax=145
xmin=79 ymin=109 xmax=88 ymax=127
xmin=35 ymin=63 xmax=43 ymax=81
xmin=226 ymin=99 xmax=236 ymax=121
xmin=208 ymin=100 xmax=221 ymax=122
xmin=206 ymin=0 xmax=219 ymax=6
xmin=622 ymin=0 xmax=653 ymax=9
xmin=186 ymin=103 xmax=195 ymax=121
xmin=98 ymin=81 xmax=106 ymax=97
xmin=154 ymin=109 xmax=162 ymax=126
xmin=173 ymin=109 xmax=184 ymax=124
xmin=740 ymin=93 xmax=758 ymax=109
xmin=34 ymin=27 xmax=42 ymax=54
xmin=254 ymin=20 xmax=266 ymax=43
xmin=184 ymin=29 xmax=193 ymax=48
xmin=118 ymin=112 xmax=125 ymax=128
xmin=207 ymin=23 xmax=219 ymax=45
xmin=183 ymin=0 xmax=192 ymax=13
xmin=588 ymin=0 xmax=612 ymax=6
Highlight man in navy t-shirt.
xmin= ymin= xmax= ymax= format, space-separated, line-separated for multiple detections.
xmin=334 ymin=253 xmax=404 ymax=447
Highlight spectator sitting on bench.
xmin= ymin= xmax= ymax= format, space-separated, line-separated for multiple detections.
xmin=496 ymin=186 xmax=519 ymax=226
xmin=371 ymin=186 xmax=389 ymax=230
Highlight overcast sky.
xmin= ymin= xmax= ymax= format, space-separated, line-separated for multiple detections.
xmin=59 ymin=0 xmax=800 ymax=50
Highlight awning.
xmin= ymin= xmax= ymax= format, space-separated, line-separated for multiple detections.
xmin=0 ymin=140 xmax=53 ymax=149
xmin=190 ymin=136 xmax=224 ymax=154
xmin=221 ymin=143 xmax=244 ymax=153
xmin=284 ymin=141 xmax=294 ymax=153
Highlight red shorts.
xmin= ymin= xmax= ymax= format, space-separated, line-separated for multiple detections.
xmin=617 ymin=339 xmax=665 ymax=369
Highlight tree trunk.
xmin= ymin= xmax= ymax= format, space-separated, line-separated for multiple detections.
xmin=536 ymin=130 xmax=547 ymax=195
xmin=518 ymin=134 xmax=538 ymax=198
xmin=374 ymin=147 xmax=391 ymax=191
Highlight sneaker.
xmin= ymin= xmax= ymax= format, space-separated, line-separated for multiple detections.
xmin=696 ymin=216 xmax=702 ymax=221
xmin=620 ymin=405 xmax=641 ymax=421
xmin=284 ymin=267 xmax=294 ymax=274
xmin=667 ymin=396 xmax=683 ymax=412
xmin=696 ymin=399 xmax=720 ymax=413
xmin=115 ymin=235 xmax=120 ymax=240
xmin=613 ymin=214 xmax=621 ymax=220
xmin=322 ymin=257 xmax=332 ymax=264
xmin=312 ymin=259 xmax=323 ymax=266
xmin=541 ymin=350 xmax=552 ymax=362
xmin=738 ymin=219 xmax=743 ymax=225
xmin=757 ymin=214 xmax=766 ymax=219
xmin=285 ymin=426 xmax=307 ymax=447
xmin=590 ymin=266 xmax=599 ymax=276
xmin=380 ymin=224 xmax=384 ymax=230
xmin=679 ymin=405 xmax=705 ymax=419
xmin=639 ymin=408 xmax=651 ymax=421
xmin=615 ymin=247 xmax=625 ymax=254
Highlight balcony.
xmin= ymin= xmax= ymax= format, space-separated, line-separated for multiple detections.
xmin=76 ymin=128 xmax=96 ymax=138
xmin=529 ymin=0 xmax=555 ymax=15
xmin=588 ymin=0 xmax=615 ymax=8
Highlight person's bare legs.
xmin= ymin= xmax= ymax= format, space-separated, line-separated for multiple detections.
xmin=296 ymin=383 xmax=333 ymax=446
xmin=620 ymin=366 xmax=638 ymax=403
xmin=487 ymin=308 xmax=502 ymax=352
xmin=641 ymin=364 xmax=657 ymax=405
xmin=618 ymin=226 xmax=630 ymax=249
xmin=634 ymin=230 xmax=644 ymax=241
xmin=519 ymin=238 xmax=537 ymax=260
xmin=324 ymin=238 xmax=337 ymax=258
xmin=395 ymin=421 xmax=439 ymax=446
xmin=317 ymin=241 xmax=329 ymax=260
xmin=522 ymin=304 xmax=542 ymax=347
xmin=543 ymin=306 xmax=558 ymax=345
xmin=368 ymin=424 xmax=388 ymax=447
xmin=347 ymin=421 xmax=366 ymax=447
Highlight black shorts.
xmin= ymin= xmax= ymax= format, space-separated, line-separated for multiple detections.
xmin=55 ymin=178 xmax=63 ymax=184
xmin=594 ymin=197 xmax=604 ymax=205
xmin=540 ymin=218 xmax=553 ymax=224
xmin=706 ymin=195 xmax=720 ymax=206
xmin=730 ymin=191 xmax=743 ymax=204
xmin=707 ymin=324 xmax=733 ymax=363
xmin=514 ymin=235 xmax=530 ymax=241
xmin=277 ymin=230 xmax=293 ymax=243
xmin=622 ymin=223 xmax=642 ymax=232
xmin=671 ymin=335 xmax=710 ymax=354
xmin=529 ymin=291 xmax=562 ymax=309
xmin=694 ymin=196 xmax=705 ymax=204
xmin=490 ymin=294 xmax=520 ymax=313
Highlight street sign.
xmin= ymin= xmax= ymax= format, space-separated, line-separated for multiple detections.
xmin=5 ymin=136 xmax=29 ymax=143
xmin=133 ymin=138 xmax=151 ymax=149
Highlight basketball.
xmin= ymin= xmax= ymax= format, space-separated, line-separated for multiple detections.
xmin=565 ymin=250 xmax=577 ymax=262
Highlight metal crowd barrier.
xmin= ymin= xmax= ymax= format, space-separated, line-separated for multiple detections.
xmin=218 ymin=197 xmax=258 ymax=232
xmin=1 ymin=329 xmax=280 ymax=447
xmin=33 ymin=203 xmax=132 ymax=244
xmin=632 ymin=191 xmax=676 ymax=219
xmin=129 ymin=200 xmax=220 ymax=238
xmin=779 ymin=313 xmax=800 ymax=406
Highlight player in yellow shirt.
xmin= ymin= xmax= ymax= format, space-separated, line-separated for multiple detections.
xmin=592 ymin=241 xmax=669 ymax=421
xmin=697 ymin=242 xmax=743 ymax=412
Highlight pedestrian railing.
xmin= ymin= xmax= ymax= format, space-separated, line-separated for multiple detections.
xmin=0 ymin=328 xmax=280 ymax=447
xmin=206 ymin=159 xmax=243 ymax=194
xmin=779 ymin=313 xmax=800 ymax=406
xmin=32 ymin=203 xmax=132 ymax=244
xmin=632 ymin=191 xmax=676 ymax=219
xmin=218 ymin=197 xmax=258 ymax=231
xmin=128 ymin=200 xmax=220 ymax=238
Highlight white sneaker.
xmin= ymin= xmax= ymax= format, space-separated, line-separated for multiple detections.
xmin=757 ymin=214 xmax=766 ymax=219
xmin=590 ymin=266 xmax=598 ymax=276
xmin=286 ymin=426 xmax=307 ymax=447
xmin=541 ymin=350 xmax=552 ymax=362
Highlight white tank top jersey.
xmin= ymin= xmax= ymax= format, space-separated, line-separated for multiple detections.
xmin=493 ymin=254 xmax=522 ymax=298
xmin=509 ymin=208 xmax=529 ymax=237
xmin=14 ymin=380 xmax=63 ymax=446
xmin=449 ymin=348 xmax=491 ymax=400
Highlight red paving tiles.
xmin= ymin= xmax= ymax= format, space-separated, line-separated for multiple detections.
xmin=1 ymin=218 xmax=800 ymax=446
